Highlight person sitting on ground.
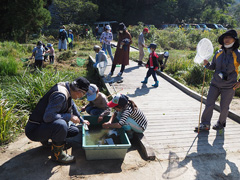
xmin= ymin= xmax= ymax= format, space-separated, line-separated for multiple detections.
xmin=196 ymin=29 xmax=240 ymax=131
xmin=138 ymin=28 xmax=149 ymax=66
xmin=93 ymin=45 xmax=108 ymax=77
xmin=30 ymin=41 xmax=45 ymax=69
xmin=141 ymin=43 xmax=159 ymax=87
xmin=25 ymin=77 xmax=90 ymax=164
xmin=81 ymin=84 xmax=110 ymax=123
xmin=58 ymin=25 xmax=68 ymax=51
xmin=46 ymin=43 xmax=55 ymax=64
xmin=102 ymin=94 xmax=148 ymax=139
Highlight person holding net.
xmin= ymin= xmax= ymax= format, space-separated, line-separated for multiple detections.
xmin=196 ymin=30 xmax=240 ymax=131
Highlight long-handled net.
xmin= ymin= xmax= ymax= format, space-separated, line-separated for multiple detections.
xmin=194 ymin=38 xmax=214 ymax=133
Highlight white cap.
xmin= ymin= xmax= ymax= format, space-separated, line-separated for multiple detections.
xmin=105 ymin=25 xmax=111 ymax=30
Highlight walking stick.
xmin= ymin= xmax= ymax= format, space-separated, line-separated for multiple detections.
xmin=198 ymin=67 xmax=206 ymax=133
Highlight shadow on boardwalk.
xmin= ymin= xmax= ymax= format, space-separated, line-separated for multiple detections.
xmin=161 ymin=131 xmax=240 ymax=179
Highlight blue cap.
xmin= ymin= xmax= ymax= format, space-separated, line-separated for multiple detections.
xmin=148 ymin=43 xmax=157 ymax=49
xmin=86 ymin=84 xmax=98 ymax=101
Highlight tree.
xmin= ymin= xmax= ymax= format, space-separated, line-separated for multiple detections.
xmin=0 ymin=0 xmax=51 ymax=42
xmin=54 ymin=0 xmax=99 ymax=25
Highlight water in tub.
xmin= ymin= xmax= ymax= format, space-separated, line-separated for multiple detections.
xmin=85 ymin=128 xmax=121 ymax=145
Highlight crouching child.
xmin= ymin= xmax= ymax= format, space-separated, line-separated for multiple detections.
xmin=93 ymin=45 xmax=108 ymax=77
xmin=81 ymin=84 xmax=110 ymax=123
xmin=102 ymin=94 xmax=148 ymax=139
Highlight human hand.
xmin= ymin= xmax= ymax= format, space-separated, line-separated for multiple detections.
xmin=203 ymin=60 xmax=209 ymax=66
xmin=83 ymin=120 xmax=90 ymax=126
xmin=102 ymin=122 xmax=111 ymax=129
xmin=120 ymin=42 xmax=124 ymax=46
xmin=71 ymin=115 xmax=80 ymax=124
xmin=233 ymin=82 xmax=240 ymax=90
xmin=98 ymin=116 xmax=103 ymax=123
xmin=81 ymin=107 xmax=86 ymax=112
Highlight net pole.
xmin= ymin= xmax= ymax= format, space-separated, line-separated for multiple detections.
xmin=198 ymin=67 xmax=206 ymax=133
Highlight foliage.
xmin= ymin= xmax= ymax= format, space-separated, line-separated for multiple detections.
xmin=54 ymin=0 xmax=99 ymax=24
xmin=93 ymin=0 xmax=236 ymax=27
xmin=0 ymin=0 xmax=51 ymax=42
xmin=128 ymin=23 xmax=226 ymax=50
xmin=184 ymin=64 xmax=213 ymax=86
xmin=0 ymin=98 xmax=18 ymax=145
xmin=0 ymin=41 xmax=28 ymax=75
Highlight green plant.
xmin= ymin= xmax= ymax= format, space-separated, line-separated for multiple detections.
xmin=0 ymin=56 xmax=20 ymax=75
xmin=0 ymin=99 xmax=18 ymax=145
xmin=184 ymin=64 xmax=213 ymax=86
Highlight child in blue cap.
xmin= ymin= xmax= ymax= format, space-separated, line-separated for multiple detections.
xmin=81 ymin=84 xmax=110 ymax=123
xmin=141 ymin=43 xmax=159 ymax=87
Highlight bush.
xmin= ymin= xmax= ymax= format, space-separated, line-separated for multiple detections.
xmin=165 ymin=57 xmax=192 ymax=74
xmin=184 ymin=64 xmax=213 ymax=86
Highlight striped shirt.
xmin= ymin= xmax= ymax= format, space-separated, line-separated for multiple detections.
xmin=118 ymin=103 xmax=148 ymax=130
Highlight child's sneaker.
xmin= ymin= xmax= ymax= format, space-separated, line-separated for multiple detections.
xmin=117 ymin=72 xmax=123 ymax=77
xmin=107 ymin=72 xmax=112 ymax=79
xmin=195 ymin=123 xmax=210 ymax=131
xmin=212 ymin=122 xmax=224 ymax=130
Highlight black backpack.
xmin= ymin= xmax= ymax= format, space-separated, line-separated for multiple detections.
xmin=59 ymin=30 xmax=66 ymax=41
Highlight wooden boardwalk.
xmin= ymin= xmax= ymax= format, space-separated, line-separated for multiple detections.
xmin=103 ymin=59 xmax=240 ymax=161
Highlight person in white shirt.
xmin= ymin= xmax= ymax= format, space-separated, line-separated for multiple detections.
xmin=100 ymin=25 xmax=114 ymax=62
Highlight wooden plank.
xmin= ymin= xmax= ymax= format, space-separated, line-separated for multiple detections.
xmin=101 ymin=58 xmax=240 ymax=161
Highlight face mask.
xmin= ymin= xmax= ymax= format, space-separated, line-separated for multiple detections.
xmin=224 ymin=41 xmax=235 ymax=48
xmin=119 ymin=30 xmax=123 ymax=34
xmin=148 ymin=48 xmax=152 ymax=53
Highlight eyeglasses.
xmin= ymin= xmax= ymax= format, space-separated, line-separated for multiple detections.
xmin=79 ymin=89 xmax=86 ymax=95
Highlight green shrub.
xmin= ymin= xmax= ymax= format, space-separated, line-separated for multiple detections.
xmin=184 ymin=64 xmax=213 ymax=86
xmin=0 ymin=56 xmax=20 ymax=75
xmin=0 ymin=99 xmax=18 ymax=145
xmin=165 ymin=57 xmax=192 ymax=74
xmin=58 ymin=51 xmax=73 ymax=61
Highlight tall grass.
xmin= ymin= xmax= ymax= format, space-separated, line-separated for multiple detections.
xmin=0 ymin=68 xmax=88 ymax=145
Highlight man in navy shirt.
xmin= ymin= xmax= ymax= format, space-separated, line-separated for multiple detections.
xmin=25 ymin=77 xmax=90 ymax=164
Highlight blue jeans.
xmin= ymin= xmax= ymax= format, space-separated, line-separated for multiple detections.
xmin=25 ymin=119 xmax=79 ymax=143
xmin=116 ymin=112 xmax=144 ymax=133
xmin=103 ymin=43 xmax=114 ymax=62
xmin=86 ymin=105 xmax=104 ymax=116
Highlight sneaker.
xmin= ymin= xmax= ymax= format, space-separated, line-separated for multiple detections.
xmin=117 ymin=72 xmax=123 ymax=77
xmin=212 ymin=122 xmax=224 ymax=130
xmin=195 ymin=123 xmax=210 ymax=131
xmin=107 ymin=72 xmax=113 ymax=79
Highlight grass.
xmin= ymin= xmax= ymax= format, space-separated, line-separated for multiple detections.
xmin=0 ymin=38 xmax=101 ymax=145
